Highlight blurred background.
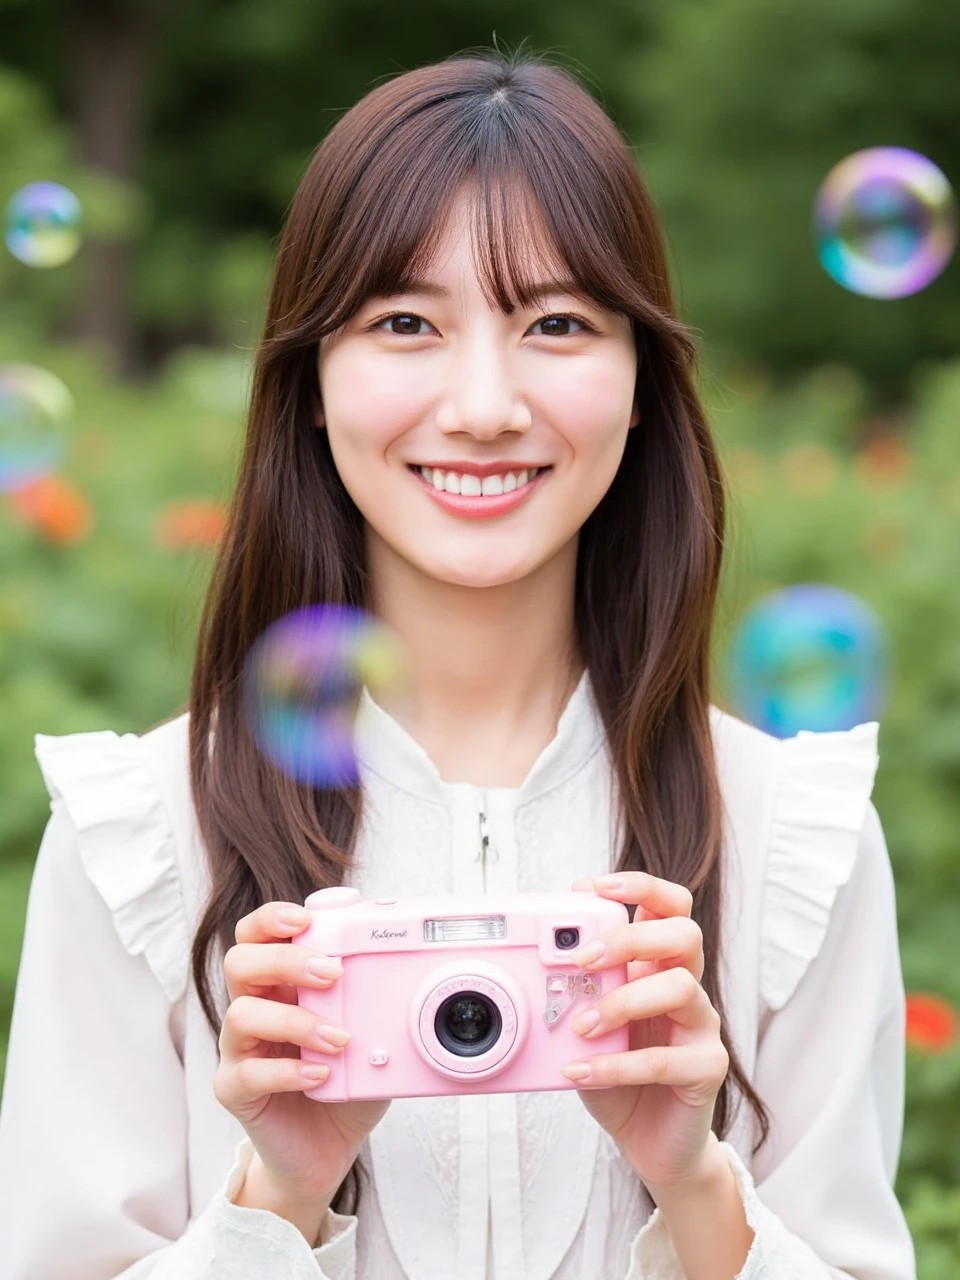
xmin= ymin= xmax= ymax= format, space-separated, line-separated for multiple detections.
xmin=1 ymin=0 xmax=959 ymax=1272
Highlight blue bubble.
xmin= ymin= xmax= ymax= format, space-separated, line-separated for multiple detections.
xmin=4 ymin=182 xmax=83 ymax=268
xmin=726 ymin=584 xmax=889 ymax=737
xmin=0 ymin=364 xmax=73 ymax=493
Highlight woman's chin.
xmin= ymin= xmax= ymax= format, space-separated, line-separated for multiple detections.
xmin=415 ymin=553 xmax=539 ymax=591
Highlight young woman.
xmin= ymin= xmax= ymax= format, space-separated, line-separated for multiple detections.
xmin=0 ymin=47 xmax=915 ymax=1280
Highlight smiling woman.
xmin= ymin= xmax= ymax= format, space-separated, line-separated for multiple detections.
xmin=0 ymin=41 xmax=915 ymax=1280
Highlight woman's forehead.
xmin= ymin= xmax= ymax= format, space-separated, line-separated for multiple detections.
xmin=426 ymin=184 xmax=567 ymax=278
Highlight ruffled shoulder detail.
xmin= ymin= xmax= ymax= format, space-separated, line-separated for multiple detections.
xmin=34 ymin=728 xmax=189 ymax=1003
xmin=760 ymin=720 xmax=880 ymax=1012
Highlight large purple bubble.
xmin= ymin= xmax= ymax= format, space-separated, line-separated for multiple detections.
xmin=244 ymin=604 xmax=407 ymax=787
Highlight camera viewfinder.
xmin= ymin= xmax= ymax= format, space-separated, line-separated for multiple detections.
xmin=554 ymin=927 xmax=580 ymax=950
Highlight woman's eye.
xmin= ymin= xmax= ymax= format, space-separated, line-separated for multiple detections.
xmin=532 ymin=314 xmax=591 ymax=337
xmin=375 ymin=313 xmax=433 ymax=336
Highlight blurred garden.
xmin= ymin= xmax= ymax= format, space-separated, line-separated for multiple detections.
xmin=1 ymin=0 xmax=959 ymax=1272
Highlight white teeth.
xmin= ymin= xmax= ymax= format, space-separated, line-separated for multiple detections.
xmin=415 ymin=465 xmax=543 ymax=495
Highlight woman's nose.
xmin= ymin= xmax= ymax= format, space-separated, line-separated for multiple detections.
xmin=436 ymin=340 xmax=532 ymax=438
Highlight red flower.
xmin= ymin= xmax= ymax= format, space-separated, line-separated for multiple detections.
xmin=5 ymin=473 xmax=93 ymax=544
xmin=155 ymin=499 xmax=227 ymax=551
xmin=905 ymin=992 xmax=958 ymax=1053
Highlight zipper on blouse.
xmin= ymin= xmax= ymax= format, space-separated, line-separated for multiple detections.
xmin=476 ymin=789 xmax=498 ymax=891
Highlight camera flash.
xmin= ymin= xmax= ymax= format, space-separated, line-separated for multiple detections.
xmin=424 ymin=915 xmax=507 ymax=943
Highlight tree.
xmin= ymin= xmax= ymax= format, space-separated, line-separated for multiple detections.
xmin=62 ymin=0 xmax=177 ymax=376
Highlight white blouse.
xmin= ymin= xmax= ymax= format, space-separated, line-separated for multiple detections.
xmin=0 ymin=672 xmax=917 ymax=1279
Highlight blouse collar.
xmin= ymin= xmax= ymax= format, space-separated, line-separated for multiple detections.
xmin=353 ymin=668 xmax=607 ymax=804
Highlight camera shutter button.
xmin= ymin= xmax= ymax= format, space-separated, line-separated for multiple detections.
xmin=374 ymin=897 xmax=397 ymax=905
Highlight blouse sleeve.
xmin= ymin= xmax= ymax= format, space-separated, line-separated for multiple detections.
xmin=626 ymin=722 xmax=916 ymax=1280
xmin=0 ymin=729 xmax=358 ymax=1280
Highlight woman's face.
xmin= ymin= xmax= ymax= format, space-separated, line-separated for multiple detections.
xmin=316 ymin=192 xmax=640 ymax=591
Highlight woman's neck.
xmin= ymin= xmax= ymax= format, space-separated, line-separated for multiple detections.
xmin=366 ymin=529 xmax=583 ymax=787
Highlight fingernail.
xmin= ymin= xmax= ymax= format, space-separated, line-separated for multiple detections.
xmin=574 ymin=941 xmax=606 ymax=967
xmin=302 ymin=1063 xmax=330 ymax=1080
xmin=562 ymin=1062 xmax=592 ymax=1082
xmin=572 ymin=1009 xmax=601 ymax=1035
xmin=317 ymin=1023 xmax=351 ymax=1047
xmin=277 ymin=909 xmax=308 ymax=929
xmin=593 ymin=876 xmax=624 ymax=891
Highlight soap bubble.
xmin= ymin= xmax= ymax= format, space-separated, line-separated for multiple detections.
xmin=0 ymin=364 xmax=73 ymax=493
xmin=814 ymin=148 xmax=957 ymax=298
xmin=726 ymin=584 xmax=889 ymax=737
xmin=4 ymin=182 xmax=83 ymax=268
xmin=244 ymin=605 xmax=409 ymax=787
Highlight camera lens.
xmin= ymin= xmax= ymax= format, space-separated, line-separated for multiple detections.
xmin=555 ymin=927 xmax=580 ymax=950
xmin=435 ymin=992 xmax=503 ymax=1057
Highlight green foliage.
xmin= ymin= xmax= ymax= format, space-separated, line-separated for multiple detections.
xmin=902 ymin=1178 xmax=960 ymax=1279
xmin=0 ymin=331 xmax=244 ymax=861
xmin=705 ymin=359 xmax=960 ymax=1273
xmin=615 ymin=0 xmax=960 ymax=392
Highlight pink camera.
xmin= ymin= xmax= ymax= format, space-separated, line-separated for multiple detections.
xmin=296 ymin=886 xmax=630 ymax=1101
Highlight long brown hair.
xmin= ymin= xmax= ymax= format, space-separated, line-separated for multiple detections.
xmin=189 ymin=44 xmax=770 ymax=1218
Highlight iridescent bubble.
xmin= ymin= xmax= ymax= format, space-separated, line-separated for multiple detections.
xmin=0 ymin=364 xmax=73 ymax=493
xmin=726 ymin=584 xmax=889 ymax=737
xmin=244 ymin=605 xmax=409 ymax=787
xmin=4 ymin=182 xmax=83 ymax=268
xmin=814 ymin=148 xmax=957 ymax=298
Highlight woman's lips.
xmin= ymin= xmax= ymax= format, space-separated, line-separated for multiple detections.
xmin=409 ymin=465 xmax=551 ymax=519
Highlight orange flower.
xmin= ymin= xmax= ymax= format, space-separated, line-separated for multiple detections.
xmin=155 ymin=499 xmax=228 ymax=551
xmin=855 ymin=433 xmax=910 ymax=488
xmin=5 ymin=473 xmax=93 ymax=544
xmin=905 ymin=992 xmax=958 ymax=1053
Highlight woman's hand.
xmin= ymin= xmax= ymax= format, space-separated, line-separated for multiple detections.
xmin=563 ymin=873 xmax=730 ymax=1193
xmin=213 ymin=901 xmax=390 ymax=1202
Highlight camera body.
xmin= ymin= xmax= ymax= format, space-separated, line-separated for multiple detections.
xmin=296 ymin=886 xmax=630 ymax=1101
